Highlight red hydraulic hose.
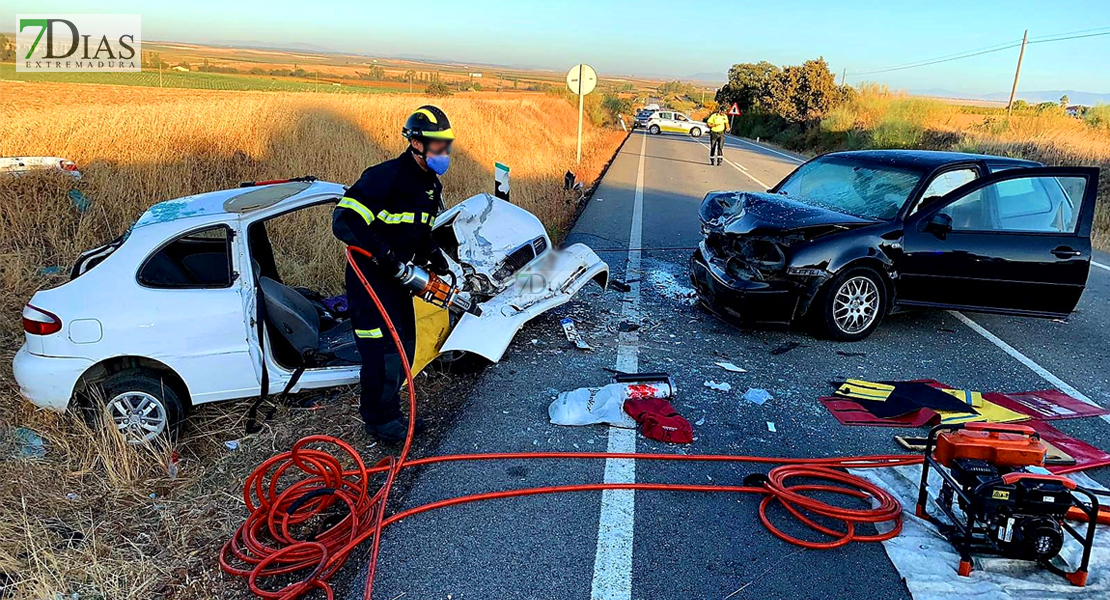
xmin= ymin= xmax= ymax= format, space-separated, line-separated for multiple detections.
xmin=220 ymin=246 xmax=922 ymax=600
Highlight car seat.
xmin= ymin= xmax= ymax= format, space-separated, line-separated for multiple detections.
xmin=259 ymin=276 xmax=320 ymax=359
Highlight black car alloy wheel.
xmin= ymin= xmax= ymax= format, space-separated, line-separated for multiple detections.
xmin=818 ymin=267 xmax=886 ymax=341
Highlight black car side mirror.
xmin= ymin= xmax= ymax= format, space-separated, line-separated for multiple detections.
xmin=925 ymin=212 xmax=953 ymax=235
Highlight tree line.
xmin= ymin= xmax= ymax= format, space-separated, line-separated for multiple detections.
xmin=714 ymin=58 xmax=852 ymax=124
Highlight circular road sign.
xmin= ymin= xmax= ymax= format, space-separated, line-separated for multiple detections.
xmin=566 ymin=64 xmax=597 ymax=96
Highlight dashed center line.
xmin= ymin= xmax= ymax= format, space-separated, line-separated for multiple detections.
xmin=693 ymin=138 xmax=771 ymax=189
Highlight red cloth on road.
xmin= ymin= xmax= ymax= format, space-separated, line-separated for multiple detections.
xmin=624 ymin=398 xmax=693 ymax=444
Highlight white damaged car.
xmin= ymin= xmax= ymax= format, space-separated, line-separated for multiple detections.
xmin=13 ymin=178 xmax=608 ymax=442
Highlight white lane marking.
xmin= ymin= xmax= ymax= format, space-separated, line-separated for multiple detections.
xmin=729 ymin=136 xmax=804 ymax=163
xmin=1093 ymin=260 xmax=1110 ymax=272
xmin=589 ymin=132 xmax=644 ymax=600
xmin=950 ymin=310 xmax=1110 ymax=425
xmin=695 ymin=138 xmax=771 ymax=189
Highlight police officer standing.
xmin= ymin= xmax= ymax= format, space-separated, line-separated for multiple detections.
xmin=332 ymin=106 xmax=454 ymax=442
xmin=707 ymin=107 xmax=730 ymax=166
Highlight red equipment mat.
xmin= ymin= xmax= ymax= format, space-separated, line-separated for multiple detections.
xmin=983 ymin=389 xmax=1110 ymax=421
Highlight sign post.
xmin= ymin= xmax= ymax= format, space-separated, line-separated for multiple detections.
xmin=566 ymin=63 xmax=598 ymax=164
xmin=727 ymin=102 xmax=742 ymax=133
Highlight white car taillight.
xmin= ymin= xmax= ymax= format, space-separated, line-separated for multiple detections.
xmin=22 ymin=304 xmax=62 ymax=336
xmin=59 ymin=159 xmax=77 ymax=172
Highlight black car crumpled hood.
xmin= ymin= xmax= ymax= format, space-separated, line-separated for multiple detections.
xmin=700 ymin=191 xmax=874 ymax=236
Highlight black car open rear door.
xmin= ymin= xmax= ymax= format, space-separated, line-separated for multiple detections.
xmin=899 ymin=166 xmax=1099 ymax=317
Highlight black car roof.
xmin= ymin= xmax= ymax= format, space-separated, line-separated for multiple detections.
xmin=820 ymin=149 xmax=1043 ymax=170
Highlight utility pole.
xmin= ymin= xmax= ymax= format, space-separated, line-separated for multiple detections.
xmin=841 ymin=68 xmax=846 ymax=86
xmin=1006 ymin=29 xmax=1029 ymax=116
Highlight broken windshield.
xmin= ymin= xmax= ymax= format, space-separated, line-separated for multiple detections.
xmin=775 ymin=157 xmax=924 ymax=220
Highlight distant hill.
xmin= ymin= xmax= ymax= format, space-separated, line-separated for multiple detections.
xmin=914 ymin=87 xmax=1110 ymax=106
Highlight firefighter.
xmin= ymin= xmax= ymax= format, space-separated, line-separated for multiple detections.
xmin=332 ymin=105 xmax=454 ymax=442
xmin=707 ymin=107 xmax=729 ymax=166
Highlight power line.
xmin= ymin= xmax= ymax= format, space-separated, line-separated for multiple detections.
xmin=845 ymin=26 xmax=1110 ymax=78
xmin=1028 ymin=30 xmax=1110 ymax=45
xmin=1028 ymin=25 xmax=1110 ymax=42
xmin=846 ymin=43 xmax=1022 ymax=76
xmin=849 ymin=38 xmax=1022 ymax=74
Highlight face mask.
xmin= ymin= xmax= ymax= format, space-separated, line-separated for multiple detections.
xmin=426 ymin=154 xmax=450 ymax=175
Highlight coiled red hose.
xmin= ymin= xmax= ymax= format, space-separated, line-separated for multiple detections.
xmin=220 ymin=246 xmax=921 ymax=599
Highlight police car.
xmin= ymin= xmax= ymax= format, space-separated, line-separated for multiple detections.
xmin=644 ymin=111 xmax=706 ymax=137
xmin=14 ymin=178 xmax=608 ymax=443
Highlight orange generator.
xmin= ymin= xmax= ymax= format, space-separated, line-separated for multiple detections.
xmin=916 ymin=423 xmax=1099 ymax=586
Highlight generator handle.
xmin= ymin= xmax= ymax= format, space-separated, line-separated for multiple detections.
xmin=965 ymin=422 xmax=1038 ymax=439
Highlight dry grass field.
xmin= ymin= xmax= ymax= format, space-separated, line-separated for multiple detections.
xmin=0 ymin=81 xmax=627 ymax=599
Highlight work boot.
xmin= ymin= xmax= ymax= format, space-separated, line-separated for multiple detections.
xmin=364 ymin=416 xmax=425 ymax=443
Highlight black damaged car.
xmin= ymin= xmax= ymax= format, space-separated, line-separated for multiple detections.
xmin=690 ymin=150 xmax=1100 ymax=340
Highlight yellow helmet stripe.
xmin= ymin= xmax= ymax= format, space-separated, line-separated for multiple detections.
xmin=420 ymin=128 xmax=455 ymax=140
xmin=413 ymin=108 xmax=438 ymax=124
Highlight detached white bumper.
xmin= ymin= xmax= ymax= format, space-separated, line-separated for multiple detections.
xmin=12 ymin=345 xmax=88 ymax=412
xmin=440 ymin=243 xmax=609 ymax=363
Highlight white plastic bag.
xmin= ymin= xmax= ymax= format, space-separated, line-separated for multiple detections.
xmin=548 ymin=383 xmax=651 ymax=429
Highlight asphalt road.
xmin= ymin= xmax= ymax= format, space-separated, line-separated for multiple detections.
xmin=345 ymin=130 xmax=1110 ymax=599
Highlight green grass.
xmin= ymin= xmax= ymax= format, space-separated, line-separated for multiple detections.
xmin=0 ymin=63 xmax=399 ymax=94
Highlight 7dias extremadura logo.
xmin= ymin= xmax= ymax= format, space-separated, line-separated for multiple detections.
xmin=17 ymin=14 xmax=141 ymax=72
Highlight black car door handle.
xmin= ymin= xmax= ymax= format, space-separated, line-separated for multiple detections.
xmin=1051 ymin=247 xmax=1082 ymax=258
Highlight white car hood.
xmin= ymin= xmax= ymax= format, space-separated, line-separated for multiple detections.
xmin=435 ymin=194 xmax=608 ymax=362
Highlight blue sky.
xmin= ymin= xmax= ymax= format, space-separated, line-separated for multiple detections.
xmin=5 ymin=1 xmax=1109 ymax=94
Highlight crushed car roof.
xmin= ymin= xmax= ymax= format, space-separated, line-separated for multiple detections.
xmin=133 ymin=180 xmax=345 ymax=229
xmin=819 ymin=149 xmax=1043 ymax=169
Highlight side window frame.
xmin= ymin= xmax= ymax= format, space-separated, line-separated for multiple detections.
xmin=909 ymin=164 xmax=982 ymax=216
xmin=913 ymin=167 xmax=1096 ymax=237
xmin=137 ymin=223 xmax=237 ymax=290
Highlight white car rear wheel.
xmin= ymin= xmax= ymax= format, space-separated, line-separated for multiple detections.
xmin=99 ymin=370 xmax=185 ymax=445
xmin=690 ymin=127 xmax=703 ymax=137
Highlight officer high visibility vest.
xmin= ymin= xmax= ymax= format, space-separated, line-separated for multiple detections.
xmin=707 ymin=113 xmax=728 ymax=133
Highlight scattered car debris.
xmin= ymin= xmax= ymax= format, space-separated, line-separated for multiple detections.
xmin=618 ymin=321 xmax=640 ymax=332
xmin=836 ymin=350 xmax=867 ymax=357
xmin=224 ymin=440 xmax=240 ymax=451
xmin=608 ymin=279 xmax=631 ymax=293
xmin=7 ymin=427 xmax=46 ymax=459
xmin=0 ymin=156 xmax=81 ymax=178
xmin=647 ymin=269 xmax=697 ymax=305
xmin=39 ymin=266 xmax=63 ymax=276
xmin=560 ymin=317 xmax=592 ymax=350
xmin=741 ymin=388 xmax=773 ymax=405
xmin=704 ymin=380 xmax=732 ymax=392
xmin=68 ymin=189 xmax=90 ymax=212
xmin=167 ymin=451 xmax=181 ymax=480
xmin=769 ymin=342 xmax=801 ymax=355
xmin=766 ymin=421 xmax=777 ymax=433
xmin=714 ymin=361 xmax=747 ymax=373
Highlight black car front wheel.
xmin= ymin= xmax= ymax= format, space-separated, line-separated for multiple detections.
xmin=816 ymin=268 xmax=886 ymax=341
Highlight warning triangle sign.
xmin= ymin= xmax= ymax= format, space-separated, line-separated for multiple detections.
xmin=727 ymin=103 xmax=742 ymax=116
